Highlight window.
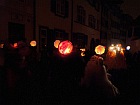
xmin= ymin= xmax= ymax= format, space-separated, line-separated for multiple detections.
xmin=72 ymin=33 xmax=88 ymax=48
xmin=55 ymin=31 xmax=64 ymax=40
xmin=55 ymin=29 xmax=68 ymax=40
xmin=56 ymin=0 xmax=65 ymax=16
xmin=8 ymin=22 xmax=25 ymax=42
xmin=51 ymin=0 xmax=69 ymax=17
xmin=18 ymin=0 xmax=25 ymax=2
xmin=77 ymin=6 xmax=86 ymax=24
xmin=101 ymin=32 xmax=107 ymax=39
xmin=95 ymin=2 xmax=100 ymax=11
xmin=39 ymin=27 xmax=48 ymax=51
xmin=87 ymin=0 xmax=96 ymax=7
xmin=88 ymin=15 xmax=96 ymax=29
xmin=41 ymin=29 xmax=47 ymax=36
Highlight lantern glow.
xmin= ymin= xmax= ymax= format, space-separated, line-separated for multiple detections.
xmin=54 ymin=40 xmax=60 ymax=48
xmin=58 ymin=40 xmax=73 ymax=55
xmin=108 ymin=44 xmax=125 ymax=57
xmin=126 ymin=46 xmax=130 ymax=50
xmin=30 ymin=40 xmax=36 ymax=47
xmin=80 ymin=48 xmax=86 ymax=56
xmin=95 ymin=45 xmax=105 ymax=55
xmin=0 ymin=44 xmax=4 ymax=48
xmin=13 ymin=43 xmax=18 ymax=48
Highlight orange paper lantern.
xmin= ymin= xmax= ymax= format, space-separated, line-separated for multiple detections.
xmin=54 ymin=40 xmax=60 ymax=48
xmin=0 ymin=43 xmax=4 ymax=48
xmin=95 ymin=45 xmax=105 ymax=55
xmin=58 ymin=40 xmax=73 ymax=55
xmin=30 ymin=40 xmax=36 ymax=47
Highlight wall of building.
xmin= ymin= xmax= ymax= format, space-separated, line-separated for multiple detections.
xmin=72 ymin=0 xmax=101 ymax=49
xmin=0 ymin=0 xmax=34 ymax=44
xmin=0 ymin=0 xmax=133 ymax=53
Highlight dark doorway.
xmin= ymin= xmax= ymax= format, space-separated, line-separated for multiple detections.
xmin=8 ymin=22 xmax=25 ymax=43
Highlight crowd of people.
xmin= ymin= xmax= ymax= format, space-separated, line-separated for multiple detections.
xmin=0 ymin=39 xmax=140 ymax=105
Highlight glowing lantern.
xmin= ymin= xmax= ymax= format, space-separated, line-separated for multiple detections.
xmin=58 ymin=40 xmax=73 ymax=55
xmin=10 ymin=43 xmax=18 ymax=48
xmin=80 ymin=48 xmax=86 ymax=56
xmin=13 ymin=43 xmax=18 ymax=48
xmin=0 ymin=44 xmax=4 ymax=48
xmin=126 ymin=46 xmax=130 ymax=50
xmin=54 ymin=40 xmax=60 ymax=48
xmin=95 ymin=45 xmax=105 ymax=55
xmin=30 ymin=40 xmax=36 ymax=47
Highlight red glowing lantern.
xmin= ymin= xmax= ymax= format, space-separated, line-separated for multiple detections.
xmin=10 ymin=43 xmax=18 ymax=48
xmin=95 ymin=45 xmax=105 ymax=55
xmin=58 ymin=40 xmax=73 ymax=55
xmin=13 ymin=43 xmax=18 ymax=48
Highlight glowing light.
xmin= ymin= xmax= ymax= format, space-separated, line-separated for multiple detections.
xmin=95 ymin=45 xmax=105 ymax=55
xmin=30 ymin=40 xmax=36 ymax=47
xmin=108 ymin=44 xmax=125 ymax=57
xmin=126 ymin=46 xmax=130 ymax=50
xmin=13 ymin=43 xmax=18 ymax=48
xmin=111 ymin=44 xmax=114 ymax=46
xmin=109 ymin=46 xmax=114 ymax=50
xmin=58 ymin=40 xmax=73 ymax=55
xmin=80 ymin=48 xmax=86 ymax=56
xmin=54 ymin=40 xmax=60 ymax=48
xmin=0 ymin=44 xmax=4 ymax=48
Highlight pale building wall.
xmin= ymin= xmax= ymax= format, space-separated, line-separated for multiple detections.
xmin=73 ymin=0 xmax=101 ymax=49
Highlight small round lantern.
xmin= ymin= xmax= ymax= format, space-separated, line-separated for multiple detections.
xmin=95 ymin=45 xmax=105 ymax=55
xmin=0 ymin=43 xmax=4 ymax=48
xmin=30 ymin=40 xmax=36 ymax=47
xmin=58 ymin=40 xmax=73 ymax=55
xmin=13 ymin=43 xmax=18 ymax=48
xmin=54 ymin=40 xmax=60 ymax=48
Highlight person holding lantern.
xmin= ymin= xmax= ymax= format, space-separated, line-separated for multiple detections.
xmin=47 ymin=40 xmax=86 ymax=104
xmin=104 ymin=44 xmax=127 ymax=70
xmin=80 ymin=45 xmax=119 ymax=104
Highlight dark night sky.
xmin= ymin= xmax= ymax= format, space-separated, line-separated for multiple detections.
xmin=121 ymin=0 xmax=140 ymax=19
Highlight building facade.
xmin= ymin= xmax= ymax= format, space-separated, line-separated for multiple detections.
xmin=0 ymin=0 xmax=34 ymax=44
xmin=36 ymin=0 xmax=101 ymax=52
xmin=0 ymin=0 xmax=133 ymax=53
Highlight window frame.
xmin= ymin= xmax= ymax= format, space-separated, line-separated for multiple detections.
xmin=77 ymin=5 xmax=86 ymax=24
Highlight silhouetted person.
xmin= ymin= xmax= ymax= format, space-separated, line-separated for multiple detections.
xmin=47 ymin=49 xmax=85 ymax=104
xmin=81 ymin=55 xmax=119 ymax=104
